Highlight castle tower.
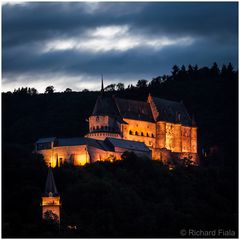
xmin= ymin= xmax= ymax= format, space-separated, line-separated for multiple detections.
xmin=41 ymin=167 xmax=61 ymax=223
xmin=85 ymin=77 xmax=122 ymax=140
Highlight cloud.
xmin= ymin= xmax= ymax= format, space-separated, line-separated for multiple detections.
xmin=2 ymin=2 xmax=238 ymax=92
xmin=41 ymin=25 xmax=194 ymax=53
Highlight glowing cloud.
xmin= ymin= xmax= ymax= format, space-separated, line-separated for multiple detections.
xmin=42 ymin=25 xmax=194 ymax=53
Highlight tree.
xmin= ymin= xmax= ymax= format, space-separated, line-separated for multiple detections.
xmin=44 ymin=210 xmax=59 ymax=223
xmin=172 ymin=65 xmax=180 ymax=76
xmin=116 ymin=83 xmax=125 ymax=91
xmin=221 ymin=64 xmax=228 ymax=80
xmin=136 ymin=79 xmax=148 ymax=88
xmin=45 ymin=86 xmax=55 ymax=94
xmin=64 ymin=88 xmax=72 ymax=93
xmin=104 ymin=84 xmax=116 ymax=92
xmin=12 ymin=87 xmax=37 ymax=95
xmin=227 ymin=62 xmax=234 ymax=73
xmin=193 ymin=64 xmax=198 ymax=72
xmin=210 ymin=62 xmax=220 ymax=79
xmin=188 ymin=64 xmax=194 ymax=73
xmin=181 ymin=65 xmax=186 ymax=72
xmin=30 ymin=88 xmax=38 ymax=95
xmin=82 ymin=89 xmax=89 ymax=92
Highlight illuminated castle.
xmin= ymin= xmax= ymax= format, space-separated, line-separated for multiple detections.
xmin=36 ymin=81 xmax=198 ymax=167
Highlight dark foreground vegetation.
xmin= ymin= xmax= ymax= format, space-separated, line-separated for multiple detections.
xmin=3 ymin=151 xmax=238 ymax=237
xmin=2 ymin=63 xmax=238 ymax=237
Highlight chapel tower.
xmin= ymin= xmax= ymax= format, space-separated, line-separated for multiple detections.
xmin=86 ymin=78 xmax=122 ymax=140
xmin=41 ymin=167 xmax=61 ymax=223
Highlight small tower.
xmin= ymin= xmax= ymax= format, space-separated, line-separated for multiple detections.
xmin=41 ymin=167 xmax=61 ymax=223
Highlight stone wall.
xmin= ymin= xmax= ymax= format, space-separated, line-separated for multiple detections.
xmin=38 ymin=145 xmax=89 ymax=167
xmin=121 ymin=118 xmax=156 ymax=148
xmin=89 ymin=115 xmax=119 ymax=133
xmin=87 ymin=145 xmax=122 ymax=163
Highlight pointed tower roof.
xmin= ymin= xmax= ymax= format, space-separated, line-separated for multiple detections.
xmin=44 ymin=167 xmax=58 ymax=196
xmin=92 ymin=95 xmax=120 ymax=117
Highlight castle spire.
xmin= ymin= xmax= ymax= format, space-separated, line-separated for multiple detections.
xmin=45 ymin=167 xmax=58 ymax=196
xmin=101 ymin=74 xmax=104 ymax=93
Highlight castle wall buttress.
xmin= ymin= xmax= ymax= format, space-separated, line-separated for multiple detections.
xmin=166 ymin=123 xmax=174 ymax=151
xmin=181 ymin=126 xmax=191 ymax=152
xmin=156 ymin=121 xmax=166 ymax=148
xmin=173 ymin=124 xmax=182 ymax=152
xmin=191 ymin=127 xmax=197 ymax=153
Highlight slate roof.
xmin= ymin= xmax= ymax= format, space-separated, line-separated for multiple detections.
xmin=115 ymin=98 xmax=155 ymax=122
xmin=55 ymin=137 xmax=111 ymax=151
xmin=37 ymin=136 xmax=150 ymax=153
xmin=36 ymin=137 xmax=56 ymax=144
xmin=57 ymin=137 xmax=86 ymax=146
xmin=91 ymin=95 xmax=192 ymax=125
xmin=105 ymin=137 xmax=150 ymax=152
xmin=92 ymin=95 xmax=120 ymax=117
xmin=151 ymin=97 xmax=192 ymax=125
xmin=44 ymin=167 xmax=58 ymax=196
xmin=86 ymin=138 xmax=112 ymax=151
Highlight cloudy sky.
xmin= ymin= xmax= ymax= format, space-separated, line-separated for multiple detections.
xmin=2 ymin=2 xmax=238 ymax=92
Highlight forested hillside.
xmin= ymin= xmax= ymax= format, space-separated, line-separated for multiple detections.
xmin=3 ymin=63 xmax=238 ymax=166
xmin=2 ymin=63 xmax=238 ymax=237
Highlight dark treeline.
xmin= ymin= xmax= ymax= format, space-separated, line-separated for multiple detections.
xmin=2 ymin=62 xmax=238 ymax=237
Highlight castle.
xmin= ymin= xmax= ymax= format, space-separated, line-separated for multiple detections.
xmin=36 ymin=81 xmax=198 ymax=167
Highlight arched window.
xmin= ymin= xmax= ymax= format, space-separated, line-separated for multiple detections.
xmin=129 ymin=130 xmax=133 ymax=135
xmin=93 ymin=126 xmax=96 ymax=131
xmin=96 ymin=126 xmax=99 ymax=130
xmin=101 ymin=126 xmax=104 ymax=130
xmin=141 ymin=132 xmax=144 ymax=136
xmin=151 ymin=133 xmax=154 ymax=138
xmin=96 ymin=116 xmax=99 ymax=122
xmin=146 ymin=132 xmax=149 ymax=137
xmin=135 ymin=131 xmax=138 ymax=136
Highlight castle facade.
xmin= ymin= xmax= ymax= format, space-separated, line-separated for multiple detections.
xmin=36 ymin=86 xmax=198 ymax=167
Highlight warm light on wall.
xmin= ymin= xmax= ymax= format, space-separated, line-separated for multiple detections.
xmin=42 ymin=196 xmax=61 ymax=206
xmin=74 ymin=153 xmax=88 ymax=166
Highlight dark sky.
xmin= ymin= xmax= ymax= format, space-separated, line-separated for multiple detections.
xmin=2 ymin=2 xmax=238 ymax=92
